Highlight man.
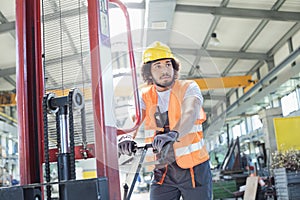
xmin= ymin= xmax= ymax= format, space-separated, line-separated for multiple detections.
xmin=118 ymin=41 xmax=212 ymax=200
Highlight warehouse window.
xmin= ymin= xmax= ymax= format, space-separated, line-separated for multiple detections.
xmin=240 ymin=121 xmax=247 ymax=135
xmin=297 ymin=87 xmax=300 ymax=109
xmin=232 ymin=124 xmax=241 ymax=139
xmin=251 ymin=115 xmax=263 ymax=131
xmin=272 ymin=98 xmax=281 ymax=108
xmin=245 ymin=117 xmax=253 ymax=134
xmin=281 ymin=90 xmax=299 ymax=116
xmin=8 ymin=139 xmax=13 ymax=155
xmin=109 ymin=7 xmax=143 ymax=37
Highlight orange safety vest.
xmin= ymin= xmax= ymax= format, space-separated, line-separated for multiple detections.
xmin=142 ymin=80 xmax=209 ymax=169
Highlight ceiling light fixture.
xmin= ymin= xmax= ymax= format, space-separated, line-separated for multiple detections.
xmin=151 ymin=21 xmax=168 ymax=29
xmin=210 ymin=32 xmax=220 ymax=46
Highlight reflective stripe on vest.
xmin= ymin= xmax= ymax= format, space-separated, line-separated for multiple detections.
xmin=175 ymin=138 xmax=205 ymax=157
xmin=189 ymin=124 xmax=202 ymax=133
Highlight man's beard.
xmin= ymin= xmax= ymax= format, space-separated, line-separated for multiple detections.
xmin=153 ymin=76 xmax=175 ymax=88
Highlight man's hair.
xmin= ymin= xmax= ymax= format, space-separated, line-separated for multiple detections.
xmin=141 ymin=58 xmax=180 ymax=85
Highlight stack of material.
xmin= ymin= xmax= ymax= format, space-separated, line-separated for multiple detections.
xmin=274 ymin=168 xmax=300 ymax=200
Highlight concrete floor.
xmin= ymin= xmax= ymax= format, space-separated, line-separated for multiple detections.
xmin=130 ymin=192 xmax=150 ymax=200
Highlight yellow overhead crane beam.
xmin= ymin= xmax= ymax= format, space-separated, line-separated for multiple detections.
xmin=0 ymin=88 xmax=93 ymax=107
xmin=46 ymin=88 xmax=93 ymax=99
xmin=192 ymin=75 xmax=254 ymax=90
xmin=0 ymin=92 xmax=16 ymax=106
xmin=0 ymin=75 xmax=255 ymax=106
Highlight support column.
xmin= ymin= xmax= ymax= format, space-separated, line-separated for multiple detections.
xmin=259 ymin=107 xmax=282 ymax=161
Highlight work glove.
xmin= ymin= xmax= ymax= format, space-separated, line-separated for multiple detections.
xmin=118 ymin=135 xmax=137 ymax=156
xmin=152 ymin=131 xmax=179 ymax=153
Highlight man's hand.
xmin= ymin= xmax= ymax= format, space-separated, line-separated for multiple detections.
xmin=118 ymin=135 xmax=137 ymax=156
xmin=152 ymin=131 xmax=179 ymax=153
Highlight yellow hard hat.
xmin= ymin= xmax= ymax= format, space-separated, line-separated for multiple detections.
xmin=143 ymin=41 xmax=175 ymax=63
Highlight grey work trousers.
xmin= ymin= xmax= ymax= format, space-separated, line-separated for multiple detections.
xmin=150 ymin=160 xmax=212 ymax=200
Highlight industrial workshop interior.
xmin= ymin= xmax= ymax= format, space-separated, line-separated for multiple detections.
xmin=0 ymin=0 xmax=300 ymax=199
